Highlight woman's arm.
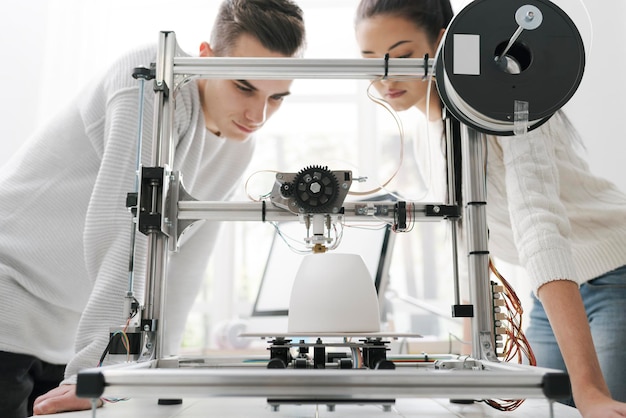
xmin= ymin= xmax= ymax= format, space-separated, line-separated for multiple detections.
xmin=538 ymin=280 xmax=626 ymax=417
xmin=498 ymin=115 xmax=626 ymax=416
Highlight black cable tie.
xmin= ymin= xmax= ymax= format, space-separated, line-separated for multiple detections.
xmin=423 ymin=53 xmax=430 ymax=80
xmin=383 ymin=53 xmax=390 ymax=80
xmin=262 ymin=200 xmax=266 ymax=222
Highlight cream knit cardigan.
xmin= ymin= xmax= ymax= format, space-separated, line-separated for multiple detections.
xmin=420 ymin=112 xmax=626 ymax=293
xmin=485 ymin=112 xmax=626 ymax=290
xmin=441 ymin=112 xmax=626 ymax=292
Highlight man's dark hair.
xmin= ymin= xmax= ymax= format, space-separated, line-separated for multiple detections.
xmin=211 ymin=0 xmax=306 ymax=57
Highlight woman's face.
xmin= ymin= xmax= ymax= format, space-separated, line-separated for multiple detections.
xmin=356 ymin=14 xmax=442 ymax=115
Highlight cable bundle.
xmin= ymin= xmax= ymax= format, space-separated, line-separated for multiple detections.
xmin=484 ymin=258 xmax=537 ymax=411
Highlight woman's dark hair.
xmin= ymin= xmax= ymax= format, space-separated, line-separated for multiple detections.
xmin=211 ymin=0 xmax=306 ymax=57
xmin=356 ymin=0 xmax=454 ymax=45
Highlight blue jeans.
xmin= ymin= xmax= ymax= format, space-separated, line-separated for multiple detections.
xmin=526 ymin=265 xmax=626 ymax=406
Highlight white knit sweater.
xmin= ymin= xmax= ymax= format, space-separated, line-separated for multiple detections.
xmin=423 ymin=113 xmax=626 ymax=293
xmin=0 ymin=45 xmax=255 ymax=380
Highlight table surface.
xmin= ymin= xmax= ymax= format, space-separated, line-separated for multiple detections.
xmin=42 ymin=397 xmax=581 ymax=418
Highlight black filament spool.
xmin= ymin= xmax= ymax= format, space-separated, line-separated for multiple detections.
xmin=435 ymin=0 xmax=585 ymax=135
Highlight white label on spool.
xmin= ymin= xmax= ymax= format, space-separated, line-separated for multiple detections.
xmin=453 ymin=34 xmax=480 ymax=75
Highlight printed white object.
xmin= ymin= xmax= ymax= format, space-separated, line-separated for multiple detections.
xmin=288 ymin=253 xmax=380 ymax=333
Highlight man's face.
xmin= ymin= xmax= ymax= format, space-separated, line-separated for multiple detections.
xmin=198 ymin=34 xmax=293 ymax=141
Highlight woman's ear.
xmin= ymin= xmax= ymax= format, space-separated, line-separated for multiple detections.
xmin=435 ymin=28 xmax=446 ymax=49
xmin=199 ymin=41 xmax=214 ymax=57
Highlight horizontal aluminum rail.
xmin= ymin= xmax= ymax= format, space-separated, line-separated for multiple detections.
xmin=78 ymin=363 xmax=569 ymax=401
xmin=176 ymin=200 xmax=453 ymax=222
xmin=173 ymin=57 xmax=433 ymax=80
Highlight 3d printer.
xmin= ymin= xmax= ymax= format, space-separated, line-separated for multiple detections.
xmin=77 ymin=0 xmax=586 ymax=415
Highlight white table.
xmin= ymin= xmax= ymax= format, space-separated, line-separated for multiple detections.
xmin=45 ymin=397 xmax=581 ymax=417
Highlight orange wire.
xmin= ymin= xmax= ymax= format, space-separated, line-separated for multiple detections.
xmin=486 ymin=258 xmax=537 ymax=411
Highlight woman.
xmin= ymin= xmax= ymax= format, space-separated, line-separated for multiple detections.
xmin=354 ymin=1 xmax=626 ymax=417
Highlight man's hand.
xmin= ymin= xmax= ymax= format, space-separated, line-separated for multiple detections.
xmin=33 ymin=384 xmax=102 ymax=415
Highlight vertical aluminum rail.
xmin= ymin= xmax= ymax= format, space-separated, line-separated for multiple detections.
xmin=444 ymin=117 xmax=462 ymax=307
xmin=142 ymin=31 xmax=177 ymax=360
xmin=461 ymin=126 xmax=497 ymax=361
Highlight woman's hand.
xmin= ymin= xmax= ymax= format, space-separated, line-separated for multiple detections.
xmin=577 ymin=395 xmax=626 ymax=418
xmin=538 ymin=281 xmax=626 ymax=417
xmin=33 ymin=384 xmax=102 ymax=415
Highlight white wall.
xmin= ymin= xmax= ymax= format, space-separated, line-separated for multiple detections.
xmin=563 ymin=1 xmax=626 ymax=192
xmin=0 ymin=1 xmax=48 ymax=165
xmin=0 ymin=0 xmax=219 ymax=168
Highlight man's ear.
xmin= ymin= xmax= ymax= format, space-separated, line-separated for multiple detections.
xmin=199 ymin=41 xmax=215 ymax=57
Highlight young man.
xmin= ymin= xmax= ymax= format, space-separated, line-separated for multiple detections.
xmin=0 ymin=1 xmax=306 ymax=416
